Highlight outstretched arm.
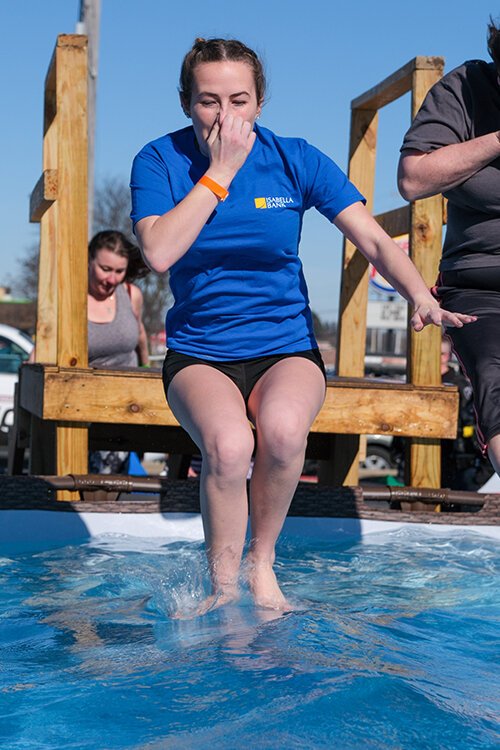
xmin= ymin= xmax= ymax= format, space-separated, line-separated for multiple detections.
xmin=333 ymin=202 xmax=476 ymax=331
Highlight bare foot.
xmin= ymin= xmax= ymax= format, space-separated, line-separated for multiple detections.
xmin=171 ymin=587 xmax=240 ymax=619
xmin=196 ymin=587 xmax=240 ymax=616
xmin=246 ymin=558 xmax=292 ymax=611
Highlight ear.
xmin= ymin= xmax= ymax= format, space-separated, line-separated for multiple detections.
xmin=256 ymin=100 xmax=263 ymax=119
xmin=179 ymin=92 xmax=191 ymax=118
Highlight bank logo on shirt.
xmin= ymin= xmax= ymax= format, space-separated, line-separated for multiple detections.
xmin=254 ymin=196 xmax=294 ymax=209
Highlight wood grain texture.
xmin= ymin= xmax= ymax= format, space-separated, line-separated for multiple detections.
xmin=405 ymin=64 xmax=445 ymax=486
xmin=374 ymin=205 xmax=410 ymax=238
xmin=55 ymin=34 xmax=88 ymax=369
xmin=18 ymin=366 xmax=459 ymax=439
xmin=351 ymin=56 xmax=444 ymax=111
xmin=55 ymin=424 xmax=88 ymax=501
xmin=29 ymin=170 xmax=58 ymax=222
xmin=35 ymin=111 xmax=58 ymax=364
xmin=407 ymin=438 xmax=441 ymax=489
xmin=337 ymin=108 xmax=378 ymax=379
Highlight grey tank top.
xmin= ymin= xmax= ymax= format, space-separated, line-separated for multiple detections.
xmin=88 ymin=282 xmax=140 ymax=368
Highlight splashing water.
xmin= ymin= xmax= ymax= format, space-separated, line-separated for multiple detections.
xmin=0 ymin=527 xmax=499 ymax=749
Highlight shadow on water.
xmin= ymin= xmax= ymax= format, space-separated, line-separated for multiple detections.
xmin=0 ymin=476 xmax=92 ymax=552
xmin=0 ymin=475 xmax=364 ymax=554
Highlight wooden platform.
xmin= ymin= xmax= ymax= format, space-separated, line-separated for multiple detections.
xmin=11 ymin=363 xmax=459 ymax=491
xmin=20 ymin=364 xmax=458 ymax=437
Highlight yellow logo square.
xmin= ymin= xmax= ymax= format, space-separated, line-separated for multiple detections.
xmin=254 ymin=197 xmax=267 ymax=209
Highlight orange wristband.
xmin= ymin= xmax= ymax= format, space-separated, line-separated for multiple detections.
xmin=198 ymin=175 xmax=229 ymax=202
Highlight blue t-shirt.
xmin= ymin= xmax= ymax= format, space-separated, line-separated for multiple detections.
xmin=130 ymin=124 xmax=364 ymax=360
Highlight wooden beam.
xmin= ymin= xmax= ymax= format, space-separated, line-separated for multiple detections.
xmin=337 ymin=108 xmax=378 ymax=378
xmin=18 ymin=366 xmax=459 ymax=439
xmin=407 ymin=62 xmax=445 ymax=389
xmin=43 ymin=44 xmax=57 ymax=134
xmin=408 ymin=438 xmax=441 ymax=490
xmin=35 ymin=118 xmax=58 ymax=364
xmin=55 ymin=424 xmax=88 ymax=501
xmin=55 ymin=34 xmax=88 ymax=369
xmin=374 ymin=205 xmax=410 ymax=238
xmin=351 ymin=56 xmax=444 ymax=111
xmin=43 ymin=35 xmax=87 ymax=132
xmin=404 ymin=62 xmax=445 ymax=488
xmin=335 ymin=105 xmax=379 ymax=483
xmin=29 ymin=170 xmax=58 ymax=222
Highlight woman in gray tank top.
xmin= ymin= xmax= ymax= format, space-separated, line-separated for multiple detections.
xmin=87 ymin=230 xmax=150 ymax=474
xmin=88 ymin=230 xmax=150 ymax=368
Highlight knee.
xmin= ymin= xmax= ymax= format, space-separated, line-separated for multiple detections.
xmin=203 ymin=428 xmax=254 ymax=480
xmin=258 ymin=413 xmax=308 ymax=464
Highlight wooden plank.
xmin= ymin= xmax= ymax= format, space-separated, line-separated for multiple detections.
xmin=313 ymin=381 xmax=457 ymax=437
xmin=352 ymin=56 xmax=444 ymax=111
xmin=375 ymin=198 xmax=445 ymax=238
xmin=42 ymin=36 xmax=86 ymax=134
xmin=35 ymin=118 xmax=58 ymax=364
xmin=43 ymin=43 xmax=57 ymax=134
xmin=55 ymin=424 xmax=88 ymax=501
xmin=20 ymin=367 xmax=459 ymax=439
xmin=407 ymin=196 xmax=443 ymax=386
xmin=55 ymin=34 xmax=88 ymax=369
xmin=337 ymin=108 xmax=378 ymax=378
xmin=408 ymin=438 xmax=441 ymax=490
xmin=374 ymin=205 xmax=410 ymax=238
xmin=29 ymin=170 xmax=58 ymax=222
xmin=335 ymin=106 xmax=379 ymax=483
xmin=405 ymin=63 xmax=445 ymax=488
xmin=407 ymin=66 xmax=444 ymax=388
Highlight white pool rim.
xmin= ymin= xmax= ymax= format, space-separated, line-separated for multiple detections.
xmin=1 ymin=509 xmax=499 ymax=548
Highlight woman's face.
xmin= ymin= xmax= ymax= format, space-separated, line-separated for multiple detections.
xmin=188 ymin=61 xmax=262 ymax=156
xmin=88 ymin=248 xmax=128 ymax=299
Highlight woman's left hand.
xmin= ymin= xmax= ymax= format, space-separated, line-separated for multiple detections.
xmin=410 ymin=304 xmax=477 ymax=332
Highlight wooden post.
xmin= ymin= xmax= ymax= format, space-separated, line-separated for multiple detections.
xmin=33 ymin=53 xmax=58 ymax=363
xmin=55 ymin=36 xmax=89 ymax=371
xmin=322 ymin=108 xmax=378 ymax=485
xmin=406 ymin=63 xmax=445 ymax=491
xmin=29 ymin=35 xmax=90 ymax=497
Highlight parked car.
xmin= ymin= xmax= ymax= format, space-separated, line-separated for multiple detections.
xmin=0 ymin=324 xmax=34 ymax=441
xmin=361 ymin=433 xmax=399 ymax=472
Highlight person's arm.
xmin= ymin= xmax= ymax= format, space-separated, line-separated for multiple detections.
xmin=333 ymin=202 xmax=476 ymax=331
xmin=135 ymin=115 xmax=256 ymax=273
xmin=398 ymin=132 xmax=500 ymax=201
xmin=129 ymin=284 xmax=150 ymax=366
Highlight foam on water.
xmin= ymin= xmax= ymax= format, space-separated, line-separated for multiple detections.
xmin=0 ymin=527 xmax=499 ymax=749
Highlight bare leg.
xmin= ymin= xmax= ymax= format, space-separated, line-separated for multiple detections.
xmin=246 ymin=358 xmax=326 ymax=609
xmin=487 ymin=434 xmax=500 ymax=476
xmin=167 ymin=365 xmax=254 ymax=613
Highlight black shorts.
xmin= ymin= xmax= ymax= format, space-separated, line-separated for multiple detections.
xmin=162 ymin=348 xmax=326 ymax=403
xmin=434 ymin=267 xmax=500 ymax=451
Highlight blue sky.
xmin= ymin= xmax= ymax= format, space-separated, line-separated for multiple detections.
xmin=0 ymin=1 xmax=496 ymax=320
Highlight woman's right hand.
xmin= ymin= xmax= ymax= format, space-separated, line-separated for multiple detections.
xmin=206 ymin=114 xmax=256 ymax=182
xmin=135 ymin=115 xmax=257 ymax=274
